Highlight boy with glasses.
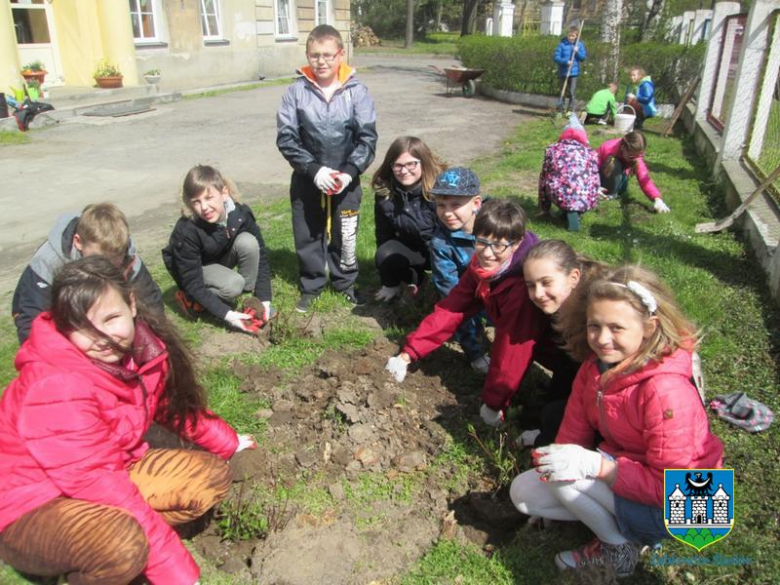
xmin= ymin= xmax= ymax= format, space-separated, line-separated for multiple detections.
xmin=277 ymin=24 xmax=378 ymax=313
xmin=385 ymin=198 xmax=545 ymax=427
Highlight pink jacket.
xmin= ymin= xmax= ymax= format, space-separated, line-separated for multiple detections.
xmin=597 ymin=137 xmax=661 ymax=201
xmin=556 ymin=348 xmax=723 ymax=507
xmin=0 ymin=314 xmax=239 ymax=585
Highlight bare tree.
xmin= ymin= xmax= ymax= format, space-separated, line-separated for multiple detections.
xmin=601 ymin=0 xmax=624 ymax=82
xmin=461 ymin=0 xmax=480 ymax=36
xmin=406 ymin=0 xmax=415 ymax=47
xmin=639 ymin=0 xmax=665 ymax=41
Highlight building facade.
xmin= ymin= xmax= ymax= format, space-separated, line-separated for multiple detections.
xmin=1 ymin=0 xmax=350 ymax=92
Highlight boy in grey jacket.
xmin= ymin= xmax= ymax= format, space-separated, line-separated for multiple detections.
xmin=276 ymin=25 xmax=378 ymax=313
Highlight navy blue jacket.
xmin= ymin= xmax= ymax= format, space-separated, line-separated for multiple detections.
xmin=374 ymin=179 xmax=438 ymax=255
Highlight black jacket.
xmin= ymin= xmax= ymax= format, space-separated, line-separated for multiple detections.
xmin=162 ymin=202 xmax=272 ymax=320
xmin=374 ymin=179 xmax=438 ymax=255
xmin=12 ymin=214 xmax=163 ymax=344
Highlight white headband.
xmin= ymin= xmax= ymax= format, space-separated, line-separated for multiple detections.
xmin=612 ymin=281 xmax=657 ymax=314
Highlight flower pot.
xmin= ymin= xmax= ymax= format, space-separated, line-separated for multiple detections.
xmin=95 ymin=76 xmax=123 ymax=89
xmin=22 ymin=71 xmax=46 ymax=86
xmin=144 ymin=74 xmax=161 ymax=85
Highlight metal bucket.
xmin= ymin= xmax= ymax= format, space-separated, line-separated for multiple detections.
xmin=614 ymin=104 xmax=636 ymax=133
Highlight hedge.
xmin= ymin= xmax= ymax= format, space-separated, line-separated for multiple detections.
xmin=458 ymin=35 xmax=705 ymax=104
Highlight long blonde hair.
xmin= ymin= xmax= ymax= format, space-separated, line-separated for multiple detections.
xmin=557 ymin=265 xmax=698 ymax=384
xmin=371 ymin=136 xmax=446 ymax=200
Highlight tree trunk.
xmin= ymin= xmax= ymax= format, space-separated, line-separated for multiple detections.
xmin=461 ymin=0 xmax=479 ymax=36
xmin=639 ymin=0 xmax=665 ymax=41
xmin=601 ymin=0 xmax=623 ymax=82
xmin=405 ymin=0 xmax=415 ymax=48
xmin=435 ymin=0 xmax=443 ymax=32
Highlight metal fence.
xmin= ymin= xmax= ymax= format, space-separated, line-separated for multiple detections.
xmin=707 ymin=14 xmax=747 ymax=132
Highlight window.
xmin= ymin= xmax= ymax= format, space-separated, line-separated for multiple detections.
xmin=275 ymin=0 xmax=295 ymax=38
xmin=315 ymin=0 xmax=329 ymax=26
xmin=11 ymin=0 xmax=51 ymax=45
xmin=201 ymin=0 xmax=222 ymax=40
xmin=129 ymin=0 xmax=158 ymax=41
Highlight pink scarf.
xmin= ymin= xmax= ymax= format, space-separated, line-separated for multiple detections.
xmin=468 ymin=254 xmax=513 ymax=303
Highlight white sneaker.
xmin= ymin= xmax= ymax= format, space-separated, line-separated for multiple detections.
xmin=470 ymin=355 xmax=490 ymax=374
xmin=597 ymin=118 xmax=608 ymax=125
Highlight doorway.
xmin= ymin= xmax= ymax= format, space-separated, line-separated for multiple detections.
xmin=12 ymin=0 xmax=63 ymax=87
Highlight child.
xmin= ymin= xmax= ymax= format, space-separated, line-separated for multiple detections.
xmin=428 ymin=167 xmax=490 ymax=373
xmin=276 ymin=24 xmax=378 ymax=313
xmin=625 ymin=67 xmax=657 ymax=130
xmin=521 ymin=240 xmax=607 ymax=447
xmin=510 ymin=265 xmax=723 ymax=577
xmin=538 ymin=114 xmax=601 ymax=232
xmin=385 ymin=198 xmax=544 ymax=426
xmin=12 ymin=202 xmax=163 ymax=343
xmin=372 ymin=136 xmax=445 ymax=302
xmin=162 ymin=165 xmax=273 ymax=333
xmin=554 ymin=25 xmax=587 ymax=113
xmin=597 ymin=131 xmax=671 ymax=213
xmin=0 ymin=256 xmax=256 ymax=584
xmin=584 ymin=82 xmax=618 ymax=125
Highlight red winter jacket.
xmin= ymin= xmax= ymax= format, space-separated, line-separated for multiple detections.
xmin=404 ymin=232 xmax=544 ymax=409
xmin=597 ymin=137 xmax=661 ymax=201
xmin=556 ymin=348 xmax=723 ymax=507
xmin=0 ymin=314 xmax=239 ymax=585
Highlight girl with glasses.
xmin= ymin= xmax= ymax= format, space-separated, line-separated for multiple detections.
xmin=371 ymin=136 xmax=446 ymax=302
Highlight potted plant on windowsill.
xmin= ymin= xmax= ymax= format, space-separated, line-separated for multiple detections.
xmin=21 ymin=61 xmax=47 ymax=86
xmin=143 ymin=68 xmax=162 ymax=85
xmin=93 ymin=60 xmax=123 ymax=89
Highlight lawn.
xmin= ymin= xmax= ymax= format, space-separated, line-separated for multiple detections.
xmin=1 ymin=115 xmax=779 ymax=583
xmin=355 ymin=31 xmax=460 ymax=56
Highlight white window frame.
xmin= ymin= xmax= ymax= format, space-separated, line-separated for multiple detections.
xmin=274 ymin=0 xmax=297 ymax=39
xmin=200 ymin=0 xmax=223 ymax=40
xmin=129 ymin=0 xmax=161 ymax=42
xmin=315 ymin=0 xmax=330 ymax=26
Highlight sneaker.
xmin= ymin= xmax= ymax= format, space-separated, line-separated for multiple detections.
xmin=341 ymin=287 xmax=367 ymax=307
xmin=597 ymin=118 xmax=608 ymax=126
xmin=174 ymin=290 xmax=204 ymax=319
xmin=295 ymin=293 xmax=319 ymax=313
xmin=470 ymin=355 xmax=490 ymax=375
xmin=555 ymin=539 xmax=639 ymax=578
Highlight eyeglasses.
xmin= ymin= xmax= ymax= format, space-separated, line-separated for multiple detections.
xmin=475 ymin=237 xmax=514 ymax=255
xmin=307 ymin=52 xmax=341 ymax=63
xmin=391 ymin=160 xmax=421 ymax=173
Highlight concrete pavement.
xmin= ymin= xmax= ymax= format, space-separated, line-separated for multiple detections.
xmin=0 ymin=54 xmax=531 ymax=307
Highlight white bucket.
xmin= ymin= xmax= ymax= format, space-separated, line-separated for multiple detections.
xmin=614 ymin=104 xmax=636 ymax=133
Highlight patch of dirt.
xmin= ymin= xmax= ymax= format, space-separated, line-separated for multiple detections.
xmin=190 ymin=325 xmax=530 ymax=584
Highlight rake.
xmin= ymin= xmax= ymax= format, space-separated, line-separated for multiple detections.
xmin=695 ymin=163 xmax=780 ymax=233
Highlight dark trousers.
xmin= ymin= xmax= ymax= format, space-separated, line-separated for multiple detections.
xmin=584 ymin=110 xmax=611 ymax=124
xmin=375 ymin=240 xmax=427 ymax=288
xmin=557 ymin=76 xmax=578 ymax=111
xmin=290 ymin=172 xmax=362 ymax=295
xmin=599 ymin=156 xmax=629 ymax=198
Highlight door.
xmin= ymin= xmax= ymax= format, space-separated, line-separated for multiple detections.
xmin=12 ymin=0 xmax=63 ymax=87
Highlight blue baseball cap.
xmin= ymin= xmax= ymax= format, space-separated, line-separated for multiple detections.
xmin=430 ymin=167 xmax=480 ymax=197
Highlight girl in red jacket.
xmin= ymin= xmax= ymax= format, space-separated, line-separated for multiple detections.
xmin=384 ymin=198 xmax=544 ymax=426
xmin=510 ymin=265 xmax=723 ymax=577
xmin=0 ymin=256 xmax=256 ymax=585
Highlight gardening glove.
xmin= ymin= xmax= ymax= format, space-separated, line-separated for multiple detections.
xmin=235 ymin=434 xmax=258 ymax=454
xmin=385 ymin=355 xmax=409 ymax=383
xmin=332 ymin=172 xmax=352 ymax=195
xmin=375 ymin=285 xmax=400 ymax=302
xmin=314 ymin=167 xmax=338 ymax=192
xmin=533 ymin=444 xmax=603 ymax=482
xmin=225 ymin=310 xmax=253 ymax=332
xmin=470 ymin=355 xmax=491 ymax=375
xmin=261 ymin=300 xmax=272 ymax=321
xmin=480 ymin=404 xmax=504 ymax=427
xmin=517 ymin=429 xmax=542 ymax=448
xmin=653 ymin=198 xmax=671 ymax=213
xmin=627 ymin=93 xmax=636 ymax=101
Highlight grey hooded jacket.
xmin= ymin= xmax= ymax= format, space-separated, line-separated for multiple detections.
xmin=276 ymin=65 xmax=377 ymax=180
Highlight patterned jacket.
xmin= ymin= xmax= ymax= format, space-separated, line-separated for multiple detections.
xmin=539 ymin=128 xmax=600 ymax=213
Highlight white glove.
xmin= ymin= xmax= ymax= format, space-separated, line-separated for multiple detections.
xmin=470 ymin=355 xmax=490 ymax=375
xmin=480 ymin=403 xmax=504 ymax=427
xmin=333 ymin=172 xmax=352 ymax=195
xmin=517 ymin=429 xmax=541 ymax=448
xmin=314 ymin=167 xmax=338 ymax=192
xmin=385 ymin=355 xmax=409 ymax=382
xmin=261 ymin=300 xmax=272 ymax=321
xmin=225 ymin=310 xmax=252 ymax=331
xmin=534 ymin=444 xmax=603 ymax=482
xmin=653 ymin=198 xmax=671 ymax=213
xmin=235 ymin=434 xmax=257 ymax=453
xmin=375 ymin=285 xmax=400 ymax=302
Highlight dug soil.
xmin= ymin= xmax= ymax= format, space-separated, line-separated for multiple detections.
xmin=185 ymin=306 xmax=534 ymax=584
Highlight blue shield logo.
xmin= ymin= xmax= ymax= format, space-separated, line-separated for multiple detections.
xmin=664 ymin=469 xmax=734 ymax=551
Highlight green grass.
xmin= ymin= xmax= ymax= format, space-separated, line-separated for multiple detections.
xmin=0 ymin=130 xmax=29 ymax=145
xmin=355 ymin=32 xmax=460 ymax=56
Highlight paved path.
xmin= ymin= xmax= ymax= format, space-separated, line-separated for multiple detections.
xmin=0 ymin=55 xmax=530 ymax=306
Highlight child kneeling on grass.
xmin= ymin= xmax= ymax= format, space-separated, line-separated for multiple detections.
xmin=163 ymin=164 xmax=273 ymax=333
xmin=510 ymin=265 xmax=723 ymax=577
xmin=385 ymin=198 xmax=544 ymax=426
xmin=0 ymin=256 xmax=256 ymax=584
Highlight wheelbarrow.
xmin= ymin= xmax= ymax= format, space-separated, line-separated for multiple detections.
xmin=430 ymin=66 xmax=485 ymax=98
